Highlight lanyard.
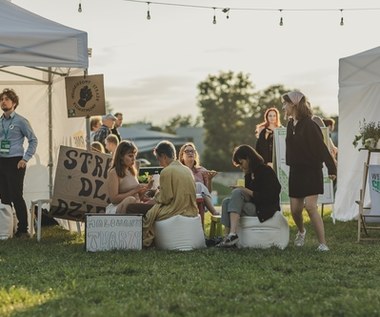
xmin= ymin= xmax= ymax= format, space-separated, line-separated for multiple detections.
xmin=1 ymin=115 xmax=15 ymax=140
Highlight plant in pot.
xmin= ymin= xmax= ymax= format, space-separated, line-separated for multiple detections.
xmin=353 ymin=119 xmax=380 ymax=150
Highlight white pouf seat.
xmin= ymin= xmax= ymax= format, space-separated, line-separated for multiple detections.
xmin=154 ymin=214 xmax=206 ymax=251
xmin=0 ymin=201 xmax=14 ymax=240
xmin=237 ymin=211 xmax=289 ymax=249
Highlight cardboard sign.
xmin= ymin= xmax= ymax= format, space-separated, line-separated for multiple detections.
xmin=65 ymin=74 xmax=106 ymax=118
xmin=85 ymin=214 xmax=143 ymax=252
xmin=50 ymin=146 xmax=112 ymax=221
xmin=368 ymin=165 xmax=380 ymax=222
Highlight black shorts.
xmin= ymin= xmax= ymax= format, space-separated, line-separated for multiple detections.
xmin=289 ymin=165 xmax=323 ymax=198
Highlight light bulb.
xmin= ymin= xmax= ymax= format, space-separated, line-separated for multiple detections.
xmin=279 ymin=17 xmax=283 ymax=26
xmin=78 ymin=3 xmax=82 ymax=13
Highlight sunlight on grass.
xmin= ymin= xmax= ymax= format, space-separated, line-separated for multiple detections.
xmin=0 ymin=286 xmax=56 ymax=317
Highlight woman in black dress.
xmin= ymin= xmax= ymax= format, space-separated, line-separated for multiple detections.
xmin=282 ymin=91 xmax=336 ymax=252
xmin=255 ymin=107 xmax=282 ymax=166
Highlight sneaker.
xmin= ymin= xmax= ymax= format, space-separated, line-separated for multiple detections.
xmin=294 ymin=229 xmax=306 ymax=247
xmin=217 ymin=233 xmax=239 ymax=248
xmin=14 ymin=231 xmax=31 ymax=239
xmin=317 ymin=244 xmax=329 ymax=252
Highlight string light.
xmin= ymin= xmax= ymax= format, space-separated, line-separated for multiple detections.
xmin=78 ymin=1 xmax=82 ymax=13
xmin=212 ymin=7 xmax=217 ymax=24
xmin=146 ymin=2 xmax=151 ymax=20
xmin=122 ymin=0 xmax=380 ymax=26
xmin=222 ymin=8 xmax=230 ymax=19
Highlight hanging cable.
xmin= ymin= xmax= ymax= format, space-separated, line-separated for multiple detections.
xmin=147 ymin=2 xmax=151 ymax=20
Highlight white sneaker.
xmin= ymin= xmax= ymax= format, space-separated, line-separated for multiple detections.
xmin=294 ymin=229 xmax=306 ymax=247
xmin=317 ymin=244 xmax=329 ymax=252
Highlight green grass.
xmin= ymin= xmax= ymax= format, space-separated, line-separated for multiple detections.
xmin=1 ymin=210 xmax=380 ymax=317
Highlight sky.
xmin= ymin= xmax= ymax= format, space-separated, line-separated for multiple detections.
xmin=11 ymin=0 xmax=380 ymax=125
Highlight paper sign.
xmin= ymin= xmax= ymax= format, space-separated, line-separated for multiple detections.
xmin=65 ymin=74 xmax=106 ymax=118
xmin=85 ymin=214 xmax=143 ymax=252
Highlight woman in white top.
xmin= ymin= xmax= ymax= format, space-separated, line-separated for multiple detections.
xmin=106 ymin=140 xmax=152 ymax=213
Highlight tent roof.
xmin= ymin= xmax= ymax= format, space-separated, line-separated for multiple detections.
xmin=339 ymin=46 xmax=380 ymax=87
xmin=0 ymin=0 xmax=88 ymax=68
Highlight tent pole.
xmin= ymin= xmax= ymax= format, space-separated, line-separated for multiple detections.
xmin=48 ymin=67 xmax=53 ymax=199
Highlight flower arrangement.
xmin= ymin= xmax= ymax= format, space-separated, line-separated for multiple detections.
xmin=353 ymin=119 xmax=380 ymax=149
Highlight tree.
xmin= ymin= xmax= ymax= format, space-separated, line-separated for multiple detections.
xmin=162 ymin=114 xmax=201 ymax=134
xmin=197 ymin=71 xmax=256 ymax=171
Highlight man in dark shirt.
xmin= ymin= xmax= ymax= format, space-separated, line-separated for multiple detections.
xmin=93 ymin=114 xmax=116 ymax=152
xmin=111 ymin=112 xmax=123 ymax=142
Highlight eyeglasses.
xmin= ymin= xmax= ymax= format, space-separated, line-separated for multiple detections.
xmin=184 ymin=149 xmax=196 ymax=154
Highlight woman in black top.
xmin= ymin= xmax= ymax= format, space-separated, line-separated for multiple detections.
xmin=255 ymin=107 xmax=282 ymax=165
xmin=282 ymin=91 xmax=337 ymax=252
xmin=218 ymin=144 xmax=281 ymax=247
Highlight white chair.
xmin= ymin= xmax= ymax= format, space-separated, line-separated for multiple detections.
xmin=237 ymin=211 xmax=289 ymax=250
xmin=30 ymin=199 xmax=82 ymax=242
xmin=154 ymin=214 xmax=206 ymax=251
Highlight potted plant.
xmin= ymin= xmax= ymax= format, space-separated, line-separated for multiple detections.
xmin=353 ymin=119 xmax=380 ymax=149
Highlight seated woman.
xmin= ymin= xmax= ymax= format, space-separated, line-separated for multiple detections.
xmin=178 ymin=142 xmax=219 ymax=215
xmin=143 ymin=140 xmax=199 ymax=247
xmin=217 ymin=144 xmax=281 ymax=247
xmin=106 ymin=140 xmax=152 ymax=214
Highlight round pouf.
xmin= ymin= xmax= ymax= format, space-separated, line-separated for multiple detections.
xmin=154 ymin=215 xmax=206 ymax=251
xmin=237 ymin=211 xmax=289 ymax=249
xmin=0 ymin=202 xmax=14 ymax=240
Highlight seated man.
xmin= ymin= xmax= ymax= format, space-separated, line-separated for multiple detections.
xmin=141 ymin=140 xmax=199 ymax=247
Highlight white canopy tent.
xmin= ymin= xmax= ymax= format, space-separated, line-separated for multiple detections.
xmin=0 ymin=0 xmax=89 ymax=207
xmin=334 ymin=46 xmax=380 ymax=221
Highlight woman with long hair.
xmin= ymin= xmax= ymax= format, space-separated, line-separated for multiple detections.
xmin=217 ymin=144 xmax=281 ymax=247
xmin=106 ymin=140 xmax=151 ymax=214
xmin=255 ymin=107 xmax=282 ymax=165
xmin=282 ymin=91 xmax=336 ymax=251
xmin=178 ymin=142 xmax=219 ymax=215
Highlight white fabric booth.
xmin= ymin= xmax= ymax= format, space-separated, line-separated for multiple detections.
xmin=0 ymin=0 xmax=88 ymax=210
xmin=334 ymin=46 xmax=380 ymax=221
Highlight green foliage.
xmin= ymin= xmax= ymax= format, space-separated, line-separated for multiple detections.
xmin=197 ymin=71 xmax=291 ymax=170
xmin=162 ymin=114 xmax=202 ymax=134
xmin=137 ymin=171 xmax=150 ymax=183
xmin=197 ymin=71 xmax=256 ymax=171
xmin=353 ymin=119 xmax=380 ymax=149
xmin=1 ymin=211 xmax=380 ymax=317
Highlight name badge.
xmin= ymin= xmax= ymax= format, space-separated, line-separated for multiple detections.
xmin=0 ymin=140 xmax=11 ymax=154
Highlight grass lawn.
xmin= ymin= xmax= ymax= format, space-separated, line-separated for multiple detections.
xmin=1 ymin=209 xmax=380 ymax=317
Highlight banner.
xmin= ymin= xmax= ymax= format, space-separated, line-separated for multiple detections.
xmin=273 ymin=127 xmax=334 ymax=205
xmin=65 ymin=74 xmax=106 ymax=118
xmin=367 ymin=165 xmax=380 ymax=221
xmin=50 ymin=146 xmax=112 ymax=221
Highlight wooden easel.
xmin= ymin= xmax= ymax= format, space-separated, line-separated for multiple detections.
xmin=357 ymin=148 xmax=380 ymax=242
